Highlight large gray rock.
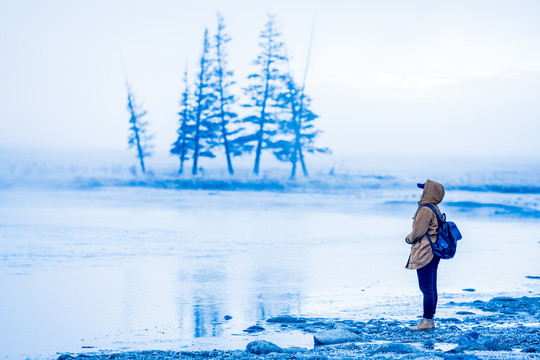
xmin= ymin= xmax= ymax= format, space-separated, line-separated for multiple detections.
xmin=452 ymin=331 xmax=511 ymax=352
xmin=483 ymin=338 xmax=511 ymax=351
xmin=246 ymin=340 xmax=283 ymax=355
xmin=457 ymin=331 xmax=483 ymax=350
xmin=57 ymin=356 xmax=74 ymax=360
xmin=455 ymin=311 xmax=475 ymax=315
xmin=243 ymin=325 xmax=265 ymax=333
xmin=313 ymin=329 xmax=362 ymax=345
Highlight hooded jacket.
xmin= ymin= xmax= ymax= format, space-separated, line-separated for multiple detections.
xmin=405 ymin=179 xmax=445 ymax=269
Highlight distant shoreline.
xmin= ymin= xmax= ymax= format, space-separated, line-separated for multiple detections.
xmin=3 ymin=176 xmax=540 ymax=219
xmin=3 ymin=172 xmax=540 ymax=194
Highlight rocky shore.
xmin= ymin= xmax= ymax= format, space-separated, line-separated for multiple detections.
xmin=57 ymin=296 xmax=540 ymax=360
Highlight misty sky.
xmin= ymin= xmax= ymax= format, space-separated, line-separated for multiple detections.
xmin=1 ymin=0 xmax=539 ymax=161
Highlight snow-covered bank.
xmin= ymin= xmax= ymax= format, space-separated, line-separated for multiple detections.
xmin=2 ymin=151 xmax=540 ymax=197
xmin=3 ymin=165 xmax=540 ymax=219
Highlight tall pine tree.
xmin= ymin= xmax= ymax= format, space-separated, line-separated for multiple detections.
xmin=242 ymin=14 xmax=288 ymax=175
xmin=171 ymin=67 xmax=195 ymax=174
xmin=192 ymin=29 xmax=218 ymax=175
xmin=291 ymin=80 xmax=328 ymax=178
xmin=210 ymin=13 xmax=242 ymax=175
xmin=273 ymin=61 xmax=328 ymax=178
xmin=126 ymin=82 xmax=153 ymax=175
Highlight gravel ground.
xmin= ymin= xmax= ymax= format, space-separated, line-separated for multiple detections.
xmin=56 ymin=296 xmax=540 ymax=360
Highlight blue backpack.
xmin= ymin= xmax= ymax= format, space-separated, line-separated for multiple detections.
xmin=421 ymin=204 xmax=462 ymax=259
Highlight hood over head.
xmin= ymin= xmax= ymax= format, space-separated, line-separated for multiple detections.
xmin=418 ymin=179 xmax=445 ymax=205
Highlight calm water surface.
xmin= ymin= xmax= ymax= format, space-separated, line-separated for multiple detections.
xmin=0 ymin=188 xmax=539 ymax=359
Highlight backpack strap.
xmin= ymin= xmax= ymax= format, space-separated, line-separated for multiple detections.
xmin=425 ymin=232 xmax=435 ymax=247
xmin=420 ymin=204 xmax=441 ymax=246
xmin=420 ymin=204 xmax=444 ymax=222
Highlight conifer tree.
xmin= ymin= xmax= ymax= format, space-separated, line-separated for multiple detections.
xmin=210 ymin=13 xmax=242 ymax=175
xmin=192 ymin=29 xmax=218 ymax=175
xmin=292 ymin=82 xmax=328 ymax=178
xmin=242 ymin=14 xmax=288 ymax=175
xmin=273 ymin=68 xmax=328 ymax=178
xmin=171 ymin=67 xmax=195 ymax=174
xmin=126 ymin=83 xmax=153 ymax=175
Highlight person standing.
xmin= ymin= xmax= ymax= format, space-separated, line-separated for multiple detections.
xmin=405 ymin=179 xmax=445 ymax=330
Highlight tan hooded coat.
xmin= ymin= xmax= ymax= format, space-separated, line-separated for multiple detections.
xmin=405 ymin=179 xmax=445 ymax=269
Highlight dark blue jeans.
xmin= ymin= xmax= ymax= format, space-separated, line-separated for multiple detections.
xmin=416 ymin=255 xmax=441 ymax=319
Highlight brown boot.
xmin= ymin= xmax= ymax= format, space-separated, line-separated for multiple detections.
xmin=410 ymin=318 xmax=435 ymax=330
